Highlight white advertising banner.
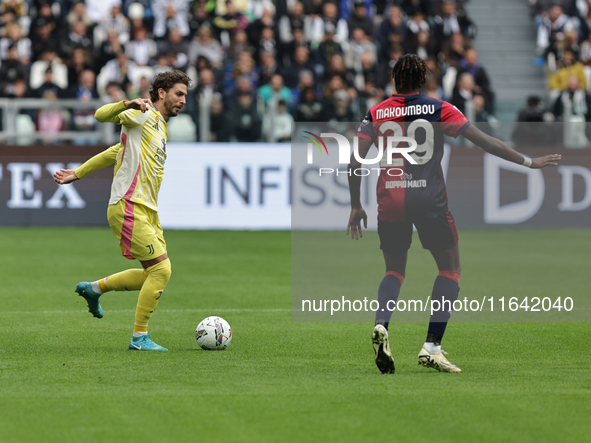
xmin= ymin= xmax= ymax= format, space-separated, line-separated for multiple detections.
xmin=158 ymin=143 xmax=291 ymax=229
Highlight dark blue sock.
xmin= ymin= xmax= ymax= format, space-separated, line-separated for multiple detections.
xmin=375 ymin=272 xmax=403 ymax=329
xmin=427 ymin=273 xmax=460 ymax=343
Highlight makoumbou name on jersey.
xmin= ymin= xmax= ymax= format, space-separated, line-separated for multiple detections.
xmin=376 ymin=104 xmax=436 ymax=120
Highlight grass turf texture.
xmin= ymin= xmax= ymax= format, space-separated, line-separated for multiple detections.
xmin=0 ymin=228 xmax=589 ymax=443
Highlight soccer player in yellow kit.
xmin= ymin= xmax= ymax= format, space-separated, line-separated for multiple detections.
xmin=53 ymin=70 xmax=191 ymax=351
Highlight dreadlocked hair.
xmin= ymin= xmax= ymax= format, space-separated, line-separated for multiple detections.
xmin=391 ymin=54 xmax=428 ymax=94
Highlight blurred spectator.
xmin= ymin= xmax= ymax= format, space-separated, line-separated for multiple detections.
xmin=125 ymin=25 xmax=157 ymax=67
xmin=227 ymin=29 xmax=254 ymax=60
xmin=262 ymin=99 xmax=293 ymax=142
xmin=549 ymin=48 xmax=586 ymax=93
xmin=512 ymin=96 xmax=557 ymax=147
xmin=30 ymin=46 xmax=67 ymax=90
xmin=412 ymin=29 xmax=436 ymax=61
xmin=258 ymin=73 xmax=292 ymax=109
xmin=208 ymin=93 xmax=229 ymax=141
xmin=347 ymin=0 xmax=373 ymax=38
xmin=253 ymin=25 xmax=276 ymax=61
xmin=245 ymin=0 xmax=275 ymax=21
xmin=189 ymin=24 xmax=224 ymax=67
xmin=86 ymin=0 xmax=122 ymax=23
xmin=158 ymin=27 xmax=190 ymax=70
xmin=553 ymin=75 xmax=591 ymax=121
xmin=95 ymin=3 xmax=131 ymax=47
xmin=295 ymin=86 xmax=323 ymax=122
xmin=36 ymin=89 xmax=69 ymax=140
xmin=472 ymin=94 xmax=494 ymax=136
xmin=537 ymin=4 xmax=575 ymax=57
xmin=443 ymin=32 xmax=466 ymax=67
xmin=247 ymin=3 xmax=276 ymax=48
xmin=97 ymin=29 xmax=124 ymax=70
xmin=345 ymin=28 xmax=376 ymax=70
xmin=228 ymin=92 xmax=261 ymax=142
xmin=34 ymin=67 xmax=64 ymax=98
xmin=402 ymin=0 xmax=431 ymax=16
xmin=259 ymin=50 xmax=279 ymax=85
xmin=450 ymin=72 xmax=476 ymax=115
xmin=291 ymin=69 xmax=316 ymax=106
xmin=66 ymin=1 xmax=94 ymax=29
xmin=312 ymin=22 xmax=343 ymax=78
xmin=67 ymin=69 xmax=98 ymax=143
xmin=225 ymin=51 xmax=259 ymax=92
xmin=66 ymin=46 xmax=92 ymax=89
xmin=189 ymin=2 xmax=213 ymax=36
xmin=379 ymin=44 xmax=403 ymax=90
xmin=64 ymin=20 xmax=93 ymax=56
xmin=67 ymin=68 xmax=98 ymax=99
xmin=431 ymin=0 xmax=475 ymax=50
xmin=327 ymin=88 xmax=354 ymax=122
xmin=407 ymin=11 xmax=431 ymax=40
xmin=0 ymin=43 xmax=28 ymax=87
xmin=213 ymin=0 xmax=249 ymax=40
xmin=0 ymin=22 xmax=30 ymax=63
xmin=31 ymin=17 xmax=61 ymax=60
xmin=101 ymin=80 xmax=126 ymax=103
xmin=311 ymin=1 xmax=348 ymax=45
xmin=423 ymin=77 xmax=443 ymax=100
xmin=98 ymin=51 xmax=137 ymax=93
xmin=378 ymin=6 xmax=409 ymax=61
xmin=225 ymin=75 xmax=254 ymax=105
xmin=278 ymin=1 xmax=312 ymax=52
xmin=1 ymin=76 xmax=31 ymax=99
xmin=128 ymin=75 xmax=151 ymax=99
xmin=458 ymin=48 xmax=494 ymax=114
xmin=153 ymin=0 xmax=190 ymax=39
xmin=281 ymin=45 xmax=314 ymax=88
xmin=324 ymin=53 xmax=353 ymax=87
xmin=352 ymin=51 xmax=378 ymax=92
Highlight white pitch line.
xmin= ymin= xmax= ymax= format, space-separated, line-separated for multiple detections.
xmin=0 ymin=308 xmax=291 ymax=315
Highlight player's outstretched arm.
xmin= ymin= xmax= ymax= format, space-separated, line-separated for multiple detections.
xmin=53 ymin=143 xmax=122 ymax=185
xmin=95 ymin=99 xmax=153 ymax=123
xmin=462 ymin=125 xmax=562 ymax=168
xmin=347 ymin=137 xmax=372 ymax=239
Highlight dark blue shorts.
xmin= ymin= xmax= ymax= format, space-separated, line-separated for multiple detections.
xmin=378 ymin=211 xmax=458 ymax=254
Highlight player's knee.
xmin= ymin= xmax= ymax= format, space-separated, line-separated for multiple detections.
xmin=147 ymin=258 xmax=172 ymax=284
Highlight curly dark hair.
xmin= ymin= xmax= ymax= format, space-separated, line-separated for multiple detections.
xmin=391 ymin=54 xmax=428 ymax=94
xmin=149 ymin=69 xmax=192 ymax=102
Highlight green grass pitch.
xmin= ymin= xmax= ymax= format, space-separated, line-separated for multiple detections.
xmin=0 ymin=227 xmax=590 ymax=442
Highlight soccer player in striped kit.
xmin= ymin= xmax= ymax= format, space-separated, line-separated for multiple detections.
xmin=347 ymin=54 xmax=561 ymax=373
xmin=54 ymin=70 xmax=191 ymax=351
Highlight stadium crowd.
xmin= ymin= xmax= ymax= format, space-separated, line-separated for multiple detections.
xmin=0 ymin=0 xmax=496 ymax=142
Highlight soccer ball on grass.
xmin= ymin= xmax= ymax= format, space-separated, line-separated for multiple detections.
xmin=195 ymin=316 xmax=232 ymax=350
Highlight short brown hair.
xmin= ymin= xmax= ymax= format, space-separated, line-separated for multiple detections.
xmin=149 ymin=69 xmax=192 ymax=102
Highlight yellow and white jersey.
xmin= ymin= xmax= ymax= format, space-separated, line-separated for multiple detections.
xmin=95 ymin=101 xmax=168 ymax=212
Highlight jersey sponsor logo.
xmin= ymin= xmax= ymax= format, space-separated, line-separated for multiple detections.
xmin=385 ymin=179 xmax=427 ymax=189
xmin=376 ymin=104 xmax=436 ymax=120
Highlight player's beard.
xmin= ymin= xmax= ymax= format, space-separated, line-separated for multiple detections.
xmin=164 ymin=95 xmax=181 ymax=118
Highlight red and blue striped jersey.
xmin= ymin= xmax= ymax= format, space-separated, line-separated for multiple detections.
xmin=356 ymin=93 xmax=470 ymax=222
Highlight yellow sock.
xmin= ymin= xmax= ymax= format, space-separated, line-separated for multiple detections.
xmin=134 ymin=259 xmax=172 ymax=332
xmin=103 ymin=269 xmax=147 ymax=292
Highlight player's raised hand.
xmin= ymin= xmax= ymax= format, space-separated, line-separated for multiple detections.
xmin=531 ymin=154 xmax=562 ymax=168
xmin=347 ymin=207 xmax=368 ymax=240
xmin=124 ymin=98 xmax=153 ymax=113
xmin=53 ymin=169 xmax=79 ymax=185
